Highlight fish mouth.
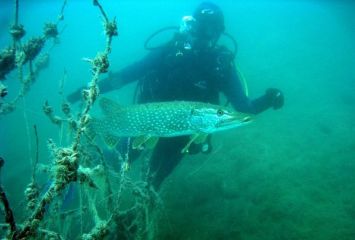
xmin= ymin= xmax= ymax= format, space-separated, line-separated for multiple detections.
xmin=218 ymin=114 xmax=253 ymax=128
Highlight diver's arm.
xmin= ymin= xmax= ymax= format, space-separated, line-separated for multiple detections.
xmin=100 ymin=50 xmax=162 ymax=93
xmin=67 ymin=50 xmax=162 ymax=103
xmin=223 ymin=66 xmax=284 ymax=114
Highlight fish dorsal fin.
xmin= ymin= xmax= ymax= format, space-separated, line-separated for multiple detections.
xmin=99 ymin=97 xmax=124 ymax=116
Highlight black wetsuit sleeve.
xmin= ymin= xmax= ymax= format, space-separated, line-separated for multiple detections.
xmin=99 ymin=49 xmax=162 ymax=94
xmin=223 ymin=66 xmax=272 ymax=114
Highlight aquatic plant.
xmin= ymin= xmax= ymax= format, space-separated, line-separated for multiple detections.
xmin=0 ymin=1 xmax=160 ymax=239
xmin=0 ymin=0 xmax=66 ymax=115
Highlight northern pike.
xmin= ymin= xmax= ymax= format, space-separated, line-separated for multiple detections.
xmin=88 ymin=97 xmax=252 ymax=152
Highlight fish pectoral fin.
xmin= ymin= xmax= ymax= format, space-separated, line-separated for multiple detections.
xmin=181 ymin=133 xmax=208 ymax=154
xmin=192 ymin=133 xmax=209 ymax=144
xmin=99 ymin=97 xmax=124 ymax=116
xmin=145 ymin=137 xmax=159 ymax=149
xmin=132 ymin=135 xmax=152 ymax=150
xmin=102 ymin=132 xmax=120 ymax=149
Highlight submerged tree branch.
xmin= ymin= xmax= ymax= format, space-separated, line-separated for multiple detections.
xmin=0 ymin=158 xmax=17 ymax=236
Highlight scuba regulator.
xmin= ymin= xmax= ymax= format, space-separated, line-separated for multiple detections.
xmin=144 ymin=15 xmax=238 ymax=59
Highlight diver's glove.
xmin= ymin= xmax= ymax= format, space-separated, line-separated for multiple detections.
xmin=265 ymin=88 xmax=284 ymax=110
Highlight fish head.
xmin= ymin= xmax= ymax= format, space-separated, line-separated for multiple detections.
xmin=190 ymin=104 xmax=252 ymax=133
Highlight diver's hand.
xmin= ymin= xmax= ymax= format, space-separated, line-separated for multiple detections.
xmin=265 ymin=88 xmax=284 ymax=110
xmin=67 ymin=87 xmax=83 ymax=104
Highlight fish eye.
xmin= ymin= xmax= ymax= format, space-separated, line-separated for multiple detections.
xmin=217 ymin=109 xmax=224 ymax=116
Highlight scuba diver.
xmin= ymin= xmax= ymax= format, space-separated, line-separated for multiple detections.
xmin=68 ymin=2 xmax=284 ymax=189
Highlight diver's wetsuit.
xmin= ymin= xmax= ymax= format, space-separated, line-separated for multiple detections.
xmin=97 ymin=41 xmax=273 ymax=189
xmin=101 ymin=43 xmax=271 ymax=113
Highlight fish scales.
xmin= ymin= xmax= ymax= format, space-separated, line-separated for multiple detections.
xmin=106 ymin=102 xmax=197 ymax=137
xmin=89 ymin=98 xmax=252 ymax=139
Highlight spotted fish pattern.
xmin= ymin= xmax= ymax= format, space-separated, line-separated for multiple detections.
xmin=89 ymin=97 xmax=252 ymax=139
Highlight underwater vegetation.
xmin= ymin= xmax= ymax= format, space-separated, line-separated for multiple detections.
xmin=0 ymin=1 xmax=159 ymax=239
xmin=1 ymin=1 xmax=355 ymax=240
